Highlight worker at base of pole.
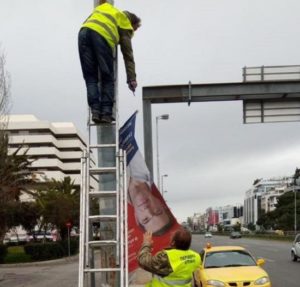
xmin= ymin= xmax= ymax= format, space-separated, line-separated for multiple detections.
xmin=78 ymin=2 xmax=141 ymax=124
xmin=137 ymin=228 xmax=201 ymax=287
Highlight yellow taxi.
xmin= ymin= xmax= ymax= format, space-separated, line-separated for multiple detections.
xmin=194 ymin=244 xmax=271 ymax=287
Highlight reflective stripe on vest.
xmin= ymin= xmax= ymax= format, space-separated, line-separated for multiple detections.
xmin=154 ymin=275 xmax=192 ymax=286
xmin=81 ymin=3 xmax=133 ymax=48
xmin=84 ymin=19 xmax=118 ymax=45
xmin=149 ymin=250 xmax=201 ymax=287
xmin=94 ymin=10 xmax=117 ymax=27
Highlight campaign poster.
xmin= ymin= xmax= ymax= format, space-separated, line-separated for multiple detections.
xmin=119 ymin=112 xmax=180 ymax=272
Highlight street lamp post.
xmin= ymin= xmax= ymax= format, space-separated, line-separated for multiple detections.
xmin=161 ymin=174 xmax=168 ymax=198
xmin=294 ymin=168 xmax=300 ymax=234
xmin=155 ymin=114 xmax=169 ymax=191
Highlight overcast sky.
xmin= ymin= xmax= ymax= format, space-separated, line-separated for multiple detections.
xmin=1 ymin=0 xmax=300 ymax=222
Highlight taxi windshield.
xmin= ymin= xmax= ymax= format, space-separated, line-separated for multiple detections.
xmin=204 ymin=250 xmax=256 ymax=268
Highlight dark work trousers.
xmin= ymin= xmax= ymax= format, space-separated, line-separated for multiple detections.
xmin=78 ymin=28 xmax=115 ymax=115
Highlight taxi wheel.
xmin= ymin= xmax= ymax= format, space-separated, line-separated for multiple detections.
xmin=291 ymin=251 xmax=298 ymax=262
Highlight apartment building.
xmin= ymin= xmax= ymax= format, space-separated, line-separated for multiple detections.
xmin=5 ymin=115 xmax=88 ymax=196
xmin=244 ymin=177 xmax=291 ymax=228
xmin=217 ymin=205 xmax=243 ymax=227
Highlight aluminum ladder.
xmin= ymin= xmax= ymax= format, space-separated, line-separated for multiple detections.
xmin=78 ymin=110 xmax=128 ymax=286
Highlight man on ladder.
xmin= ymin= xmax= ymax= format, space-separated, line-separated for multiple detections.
xmin=78 ymin=1 xmax=141 ymax=124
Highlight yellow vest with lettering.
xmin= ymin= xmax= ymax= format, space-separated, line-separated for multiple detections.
xmin=82 ymin=3 xmax=133 ymax=48
xmin=147 ymin=249 xmax=201 ymax=287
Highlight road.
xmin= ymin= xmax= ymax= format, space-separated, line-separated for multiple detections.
xmin=0 ymin=235 xmax=299 ymax=286
xmin=191 ymin=234 xmax=300 ymax=287
xmin=0 ymin=257 xmax=78 ymax=287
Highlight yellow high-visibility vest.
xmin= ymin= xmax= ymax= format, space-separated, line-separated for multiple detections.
xmin=82 ymin=3 xmax=133 ymax=48
xmin=147 ymin=249 xmax=201 ymax=287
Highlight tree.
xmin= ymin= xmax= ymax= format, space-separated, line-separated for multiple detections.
xmin=247 ymin=222 xmax=256 ymax=231
xmin=257 ymin=191 xmax=300 ymax=231
xmin=17 ymin=202 xmax=41 ymax=236
xmin=35 ymin=177 xmax=80 ymax=240
xmin=0 ymin=50 xmax=37 ymax=241
xmin=232 ymin=222 xmax=241 ymax=232
xmin=0 ymin=138 xmax=36 ymax=241
xmin=0 ymin=48 xmax=10 ymax=127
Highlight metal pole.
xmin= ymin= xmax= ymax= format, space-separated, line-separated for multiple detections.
xmin=295 ymin=184 xmax=297 ymax=234
xmin=68 ymin=226 xmax=71 ymax=257
xmin=143 ymin=99 xmax=153 ymax=174
xmin=156 ymin=116 xmax=160 ymax=191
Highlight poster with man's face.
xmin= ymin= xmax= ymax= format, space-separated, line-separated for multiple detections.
xmin=120 ymin=113 xmax=180 ymax=272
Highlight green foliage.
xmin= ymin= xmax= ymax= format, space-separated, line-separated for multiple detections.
xmin=4 ymin=246 xmax=31 ymax=263
xmin=232 ymin=222 xmax=241 ymax=231
xmin=0 ymin=244 xmax=7 ymax=263
xmin=24 ymin=242 xmax=64 ymax=261
xmin=217 ymin=224 xmax=223 ymax=232
xmin=59 ymin=239 xmax=79 ymax=256
xmin=0 ymin=132 xmax=37 ymax=241
xmin=35 ymin=177 xmax=80 ymax=240
xmin=16 ymin=201 xmax=40 ymax=234
xmin=257 ymin=191 xmax=300 ymax=230
xmin=247 ymin=222 xmax=256 ymax=231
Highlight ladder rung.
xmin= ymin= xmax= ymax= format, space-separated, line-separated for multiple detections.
xmin=88 ymin=240 xmax=117 ymax=247
xmin=88 ymin=121 xmax=116 ymax=127
xmin=89 ymin=167 xmax=117 ymax=174
xmin=89 ymin=215 xmax=117 ymax=222
xmin=84 ymin=268 xmax=120 ymax=273
xmin=89 ymin=144 xmax=116 ymax=149
xmin=89 ymin=191 xmax=117 ymax=198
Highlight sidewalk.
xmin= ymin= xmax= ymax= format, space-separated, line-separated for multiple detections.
xmin=0 ymin=254 xmax=79 ymax=268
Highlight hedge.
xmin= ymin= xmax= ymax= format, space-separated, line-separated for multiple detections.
xmin=23 ymin=239 xmax=79 ymax=261
xmin=0 ymin=244 xmax=7 ymax=263
xmin=59 ymin=239 xmax=79 ymax=256
xmin=24 ymin=242 xmax=64 ymax=261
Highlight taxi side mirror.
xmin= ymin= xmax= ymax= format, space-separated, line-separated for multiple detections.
xmin=256 ymin=258 xmax=265 ymax=266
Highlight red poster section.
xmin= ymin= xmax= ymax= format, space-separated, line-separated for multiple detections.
xmin=127 ymin=183 xmax=180 ymax=272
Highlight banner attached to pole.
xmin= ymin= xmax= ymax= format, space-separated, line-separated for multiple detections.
xmin=120 ymin=112 xmax=180 ymax=272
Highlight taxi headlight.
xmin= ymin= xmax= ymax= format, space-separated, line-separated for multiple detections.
xmin=207 ymin=280 xmax=225 ymax=287
xmin=254 ymin=276 xmax=270 ymax=285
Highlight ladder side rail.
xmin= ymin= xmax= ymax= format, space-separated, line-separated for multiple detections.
xmin=85 ymin=126 xmax=91 ymax=268
xmin=78 ymin=150 xmax=87 ymax=287
xmin=116 ymin=150 xmax=120 ymax=265
xmin=113 ymin=40 xmax=123 ymax=287
xmin=123 ymin=150 xmax=129 ymax=287
xmin=87 ymin=124 xmax=96 ymax=287
xmin=119 ymin=149 xmax=125 ymax=285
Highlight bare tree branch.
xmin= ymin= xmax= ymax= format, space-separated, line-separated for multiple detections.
xmin=0 ymin=47 xmax=11 ymax=131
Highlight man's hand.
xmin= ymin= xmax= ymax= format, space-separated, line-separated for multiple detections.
xmin=143 ymin=231 xmax=153 ymax=245
xmin=128 ymin=80 xmax=137 ymax=92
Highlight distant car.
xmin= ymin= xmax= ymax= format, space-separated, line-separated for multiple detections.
xmin=193 ymin=245 xmax=271 ymax=287
xmin=3 ymin=234 xmax=29 ymax=244
xmin=230 ymin=231 xmax=242 ymax=239
xmin=291 ymin=233 xmax=300 ymax=261
xmin=29 ymin=231 xmax=53 ymax=242
xmin=204 ymin=232 xmax=212 ymax=238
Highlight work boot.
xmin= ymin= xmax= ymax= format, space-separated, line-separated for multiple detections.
xmin=100 ymin=114 xmax=115 ymax=124
xmin=91 ymin=112 xmax=102 ymax=124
